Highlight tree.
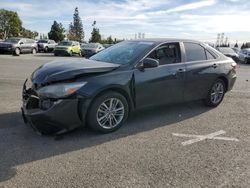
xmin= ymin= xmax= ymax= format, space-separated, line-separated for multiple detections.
xmin=234 ymin=42 xmax=238 ymax=48
xmin=241 ymin=43 xmax=245 ymax=49
xmin=20 ymin=27 xmax=38 ymax=39
xmin=68 ymin=7 xmax=84 ymax=42
xmin=89 ymin=21 xmax=101 ymax=43
xmin=0 ymin=9 xmax=22 ymax=39
xmin=48 ymin=21 xmax=65 ymax=42
xmin=106 ymin=36 xmax=114 ymax=44
xmin=89 ymin=28 xmax=101 ymax=43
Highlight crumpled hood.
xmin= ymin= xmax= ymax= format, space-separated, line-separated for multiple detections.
xmin=31 ymin=59 xmax=120 ymax=85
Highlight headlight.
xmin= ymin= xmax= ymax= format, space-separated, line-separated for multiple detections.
xmin=37 ymin=82 xmax=87 ymax=98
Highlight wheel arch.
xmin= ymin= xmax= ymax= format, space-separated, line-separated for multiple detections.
xmin=90 ymin=87 xmax=134 ymax=112
xmin=217 ymin=76 xmax=228 ymax=92
xmin=78 ymin=87 xmax=133 ymax=126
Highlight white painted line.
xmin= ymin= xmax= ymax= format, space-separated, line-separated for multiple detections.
xmin=173 ymin=130 xmax=239 ymax=146
xmin=231 ymin=90 xmax=250 ymax=93
xmin=0 ymin=77 xmax=25 ymax=81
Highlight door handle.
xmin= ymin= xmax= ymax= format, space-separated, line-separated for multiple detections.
xmin=212 ymin=63 xmax=217 ymax=68
xmin=176 ymin=68 xmax=186 ymax=73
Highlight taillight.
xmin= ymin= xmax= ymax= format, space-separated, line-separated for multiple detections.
xmin=231 ymin=62 xmax=237 ymax=70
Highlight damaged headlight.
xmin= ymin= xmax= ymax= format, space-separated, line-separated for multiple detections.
xmin=37 ymin=82 xmax=87 ymax=98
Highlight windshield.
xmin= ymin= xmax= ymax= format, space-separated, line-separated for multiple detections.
xmin=4 ymin=38 xmax=20 ymax=43
xmin=84 ymin=43 xmax=99 ymax=49
xmin=218 ymin=48 xmax=235 ymax=54
xmin=90 ymin=41 xmax=154 ymax=65
xmin=58 ymin=41 xmax=72 ymax=46
xmin=38 ymin=40 xmax=48 ymax=43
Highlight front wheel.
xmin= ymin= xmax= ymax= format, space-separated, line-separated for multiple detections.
xmin=204 ymin=79 xmax=226 ymax=107
xmin=13 ymin=48 xmax=20 ymax=56
xmin=32 ymin=48 xmax=37 ymax=54
xmin=87 ymin=91 xmax=129 ymax=133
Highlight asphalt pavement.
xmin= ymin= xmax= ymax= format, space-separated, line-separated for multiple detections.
xmin=0 ymin=53 xmax=250 ymax=188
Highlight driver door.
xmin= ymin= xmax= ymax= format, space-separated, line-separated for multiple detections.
xmin=134 ymin=42 xmax=186 ymax=108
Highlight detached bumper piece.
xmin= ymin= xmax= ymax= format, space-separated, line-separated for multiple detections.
xmin=22 ymin=81 xmax=82 ymax=135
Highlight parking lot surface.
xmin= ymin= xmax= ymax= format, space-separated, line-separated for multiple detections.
xmin=0 ymin=54 xmax=250 ymax=188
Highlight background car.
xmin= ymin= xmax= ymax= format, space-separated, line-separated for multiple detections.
xmin=37 ymin=39 xmax=57 ymax=52
xmin=239 ymin=48 xmax=250 ymax=64
xmin=81 ymin=43 xmax=104 ymax=58
xmin=232 ymin=47 xmax=240 ymax=54
xmin=22 ymin=39 xmax=237 ymax=135
xmin=216 ymin=47 xmax=239 ymax=62
xmin=0 ymin=37 xmax=38 ymax=56
xmin=54 ymin=40 xmax=81 ymax=56
xmin=103 ymin=44 xmax=114 ymax=48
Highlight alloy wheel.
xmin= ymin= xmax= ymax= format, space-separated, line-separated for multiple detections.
xmin=96 ymin=98 xmax=125 ymax=129
xmin=210 ymin=82 xmax=224 ymax=104
xmin=15 ymin=48 xmax=20 ymax=55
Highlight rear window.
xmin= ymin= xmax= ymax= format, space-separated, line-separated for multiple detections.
xmin=184 ymin=42 xmax=206 ymax=62
xmin=206 ymin=50 xmax=216 ymax=60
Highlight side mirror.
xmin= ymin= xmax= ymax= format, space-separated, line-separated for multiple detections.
xmin=20 ymin=42 xmax=24 ymax=45
xmin=142 ymin=58 xmax=159 ymax=69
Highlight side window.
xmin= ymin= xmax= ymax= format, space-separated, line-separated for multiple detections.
xmin=20 ymin=39 xmax=26 ymax=44
xmin=206 ymin=50 xmax=216 ymax=60
xmin=147 ymin=43 xmax=181 ymax=65
xmin=27 ymin=39 xmax=34 ymax=43
xmin=184 ymin=42 xmax=206 ymax=62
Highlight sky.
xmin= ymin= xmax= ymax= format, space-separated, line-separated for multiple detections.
xmin=1 ymin=0 xmax=250 ymax=44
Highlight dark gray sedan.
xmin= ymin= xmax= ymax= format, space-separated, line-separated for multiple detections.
xmin=22 ymin=39 xmax=237 ymax=135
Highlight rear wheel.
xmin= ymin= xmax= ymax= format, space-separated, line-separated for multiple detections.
xmin=87 ymin=91 xmax=129 ymax=133
xmin=204 ymin=79 xmax=226 ymax=107
xmin=244 ymin=58 xmax=248 ymax=64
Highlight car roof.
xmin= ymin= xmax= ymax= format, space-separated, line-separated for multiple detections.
xmin=129 ymin=38 xmax=203 ymax=44
xmin=242 ymin=48 xmax=250 ymax=51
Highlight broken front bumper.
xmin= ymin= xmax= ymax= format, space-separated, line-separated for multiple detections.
xmin=21 ymin=80 xmax=83 ymax=135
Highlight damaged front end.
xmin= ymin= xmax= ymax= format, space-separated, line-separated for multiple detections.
xmin=21 ymin=79 xmax=83 ymax=135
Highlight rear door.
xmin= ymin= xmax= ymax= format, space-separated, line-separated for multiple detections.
xmin=183 ymin=42 xmax=220 ymax=101
xmin=134 ymin=42 xmax=186 ymax=108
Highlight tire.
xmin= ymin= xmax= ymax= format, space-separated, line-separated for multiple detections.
xmin=244 ymin=59 xmax=248 ymax=64
xmin=69 ymin=51 xmax=73 ymax=56
xmin=87 ymin=91 xmax=129 ymax=133
xmin=13 ymin=48 xmax=20 ymax=56
xmin=204 ymin=79 xmax=226 ymax=107
xmin=32 ymin=48 xmax=37 ymax=55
